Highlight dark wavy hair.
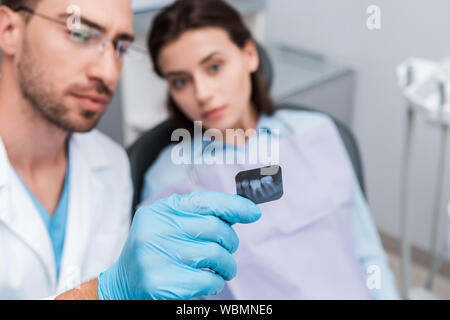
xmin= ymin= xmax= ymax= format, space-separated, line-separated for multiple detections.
xmin=147 ymin=0 xmax=275 ymax=131
xmin=2 ymin=0 xmax=40 ymax=22
xmin=2 ymin=0 xmax=39 ymax=11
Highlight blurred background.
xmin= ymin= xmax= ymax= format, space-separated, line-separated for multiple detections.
xmin=97 ymin=0 xmax=450 ymax=299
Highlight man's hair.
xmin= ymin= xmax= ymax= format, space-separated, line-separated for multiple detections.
xmin=2 ymin=0 xmax=39 ymax=11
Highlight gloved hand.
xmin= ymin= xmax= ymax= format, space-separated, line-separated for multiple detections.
xmin=97 ymin=191 xmax=261 ymax=300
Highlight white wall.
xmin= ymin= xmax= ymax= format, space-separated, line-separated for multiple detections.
xmin=266 ymin=0 xmax=450 ymax=256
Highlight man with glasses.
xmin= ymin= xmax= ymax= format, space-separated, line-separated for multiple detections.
xmin=0 ymin=0 xmax=261 ymax=300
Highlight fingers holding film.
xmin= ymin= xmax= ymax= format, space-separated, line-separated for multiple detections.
xmin=175 ymin=239 xmax=238 ymax=281
xmin=176 ymin=214 xmax=240 ymax=254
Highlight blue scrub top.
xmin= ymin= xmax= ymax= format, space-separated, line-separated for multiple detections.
xmin=15 ymin=142 xmax=70 ymax=278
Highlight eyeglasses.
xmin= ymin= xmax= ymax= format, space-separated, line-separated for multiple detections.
xmin=15 ymin=6 xmax=147 ymax=61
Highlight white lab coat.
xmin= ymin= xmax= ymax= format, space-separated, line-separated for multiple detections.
xmin=0 ymin=130 xmax=132 ymax=299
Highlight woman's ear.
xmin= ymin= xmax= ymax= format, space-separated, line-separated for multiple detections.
xmin=0 ymin=6 xmax=24 ymax=56
xmin=243 ymin=40 xmax=260 ymax=73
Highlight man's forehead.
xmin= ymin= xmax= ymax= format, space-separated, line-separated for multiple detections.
xmin=36 ymin=0 xmax=134 ymax=35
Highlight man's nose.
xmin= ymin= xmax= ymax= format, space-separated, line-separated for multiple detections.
xmin=87 ymin=44 xmax=122 ymax=92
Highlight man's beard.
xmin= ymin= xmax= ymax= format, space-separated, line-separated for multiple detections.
xmin=17 ymin=39 xmax=111 ymax=133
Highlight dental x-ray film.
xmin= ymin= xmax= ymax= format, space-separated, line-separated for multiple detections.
xmin=235 ymin=165 xmax=283 ymax=204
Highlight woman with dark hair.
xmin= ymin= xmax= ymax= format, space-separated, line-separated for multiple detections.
xmin=140 ymin=0 xmax=398 ymax=300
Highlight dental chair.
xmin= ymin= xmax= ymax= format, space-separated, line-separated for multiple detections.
xmin=127 ymin=44 xmax=366 ymax=214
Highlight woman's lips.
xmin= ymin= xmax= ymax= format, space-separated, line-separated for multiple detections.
xmin=202 ymin=106 xmax=227 ymax=120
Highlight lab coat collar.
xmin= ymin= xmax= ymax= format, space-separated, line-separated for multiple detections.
xmin=0 ymin=131 xmax=113 ymax=293
xmin=0 ymin=137 xmax=8 ymax=189
xmin=0 ymin=135 xmax=57 ymax=288
xmin=0 ymin=137 xmax=10 ymax=227
xmin=57 ymin=131 xmax=111 ymax=293
xmin=0 ymin=131 xmax=111 ymax=187
xmin=70 ymin=131 xmax=111 ymax=171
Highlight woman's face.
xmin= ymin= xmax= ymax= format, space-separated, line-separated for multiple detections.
xmin=157 ymin=27 xmax=259 ymax=131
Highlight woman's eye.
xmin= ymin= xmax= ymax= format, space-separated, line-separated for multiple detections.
xmin=116 ymin=42 xmax=130 ymax=56
xmin=208 ymin=62 xmax=222 ymax=73
xmin=171 ymin=78 xmax=188 ymax=90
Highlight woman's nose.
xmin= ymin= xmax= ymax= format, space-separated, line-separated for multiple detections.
xmin=194 ymin=75 xmax=214 ymax=107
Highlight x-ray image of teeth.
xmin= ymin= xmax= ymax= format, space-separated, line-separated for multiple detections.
xmin=235 ymin=166 xmax=283 ymax=204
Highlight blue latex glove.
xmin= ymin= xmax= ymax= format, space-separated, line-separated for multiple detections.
xmin=98 ymin=191 xmax=261 ymax=300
